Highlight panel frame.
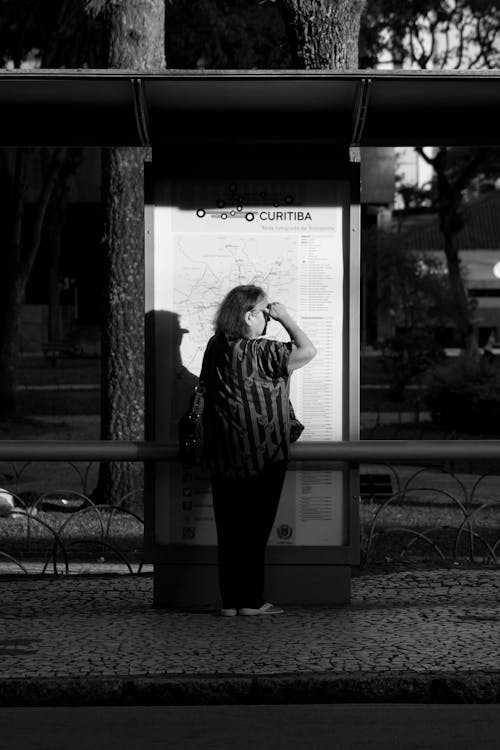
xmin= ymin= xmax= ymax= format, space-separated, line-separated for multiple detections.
xmin=144 ymin=151 xmax=360 ymax=570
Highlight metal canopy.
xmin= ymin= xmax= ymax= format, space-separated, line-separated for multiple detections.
xmin=1 ymin=69 xmax=500 ymax=147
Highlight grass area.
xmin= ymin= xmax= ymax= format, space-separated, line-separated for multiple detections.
xmin=2 ymin=500 xmax=497 ymax=564
xmin=1 ymin=460 xmax=499 ymax=564
xmin=0 ymin=415 xmax=142 ymax=562
xmin=360 ymin=387 xmax=427 ymax=413
xmin=17 ymin=356 xmax=100 ymax=386
xmin=15 ymin=357 xmax=100 ymax=415
xmin=0 ymin=415 xmax=99 ymax=440
xmin=359 ymin=465 xmax=500 ymax=563
xmin=0 ymin=416 xmax=101 ymax=499
xmin=360 ymin=420 xmax=500 ymax=451
xmin=362 ymin=464 xmax=500 ymax=505
xmin=0 ymin=507 xmax=144 ymax=562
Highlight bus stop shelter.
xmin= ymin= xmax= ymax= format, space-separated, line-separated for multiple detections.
xmin=1 ymin=69 xmax=500 ymax=606
xmin=1 ymin=68 xmax=500 ymax=148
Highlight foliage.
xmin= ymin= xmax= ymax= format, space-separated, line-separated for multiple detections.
xmin=425 ymin=355 xmax=500 ymax=434
xmin=361 ymin=1 xmax=500 ymax=356
xmin=360 ymin=0 xmax=500 ymax=70
xmin=382 ymin=329 xmax=445 ymax=400
xmin=0 ymin=1 xmax=106 ymax=416
xmin=365 ymin=226 xmax=452 ymax=397
xmin=365 ymin=224 xmax=455 ymax=332
xmin=383 ymin=245 xmax=453 ymax=330
xmin=415 ymin=147 xmax=498 ymax=356
xmin=164 ymin=0 xmax=291 ymax=69
xmin=0 ymin=0 xmax=106 ymax=68
xmin=396 ymin=147 xmax=500 ymax=212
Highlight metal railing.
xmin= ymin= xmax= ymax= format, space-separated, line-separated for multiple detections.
xmin=1 ymin=440 xmax=500 ymax=573
xmin=1 ymin=439 xmax=500 ymax=462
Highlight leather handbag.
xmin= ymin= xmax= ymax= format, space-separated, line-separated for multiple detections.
xmin=177 ymin=384 xmax=206 ymax=466
xmin=289 ymin=401 xmax=304 ymax=442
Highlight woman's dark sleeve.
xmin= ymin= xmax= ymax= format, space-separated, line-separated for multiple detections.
xmin=253 ymin=339 xmax=292 ymax=379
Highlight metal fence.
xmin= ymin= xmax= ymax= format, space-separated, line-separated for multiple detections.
xmin=1 ymin=440 xmax=500 ymax=573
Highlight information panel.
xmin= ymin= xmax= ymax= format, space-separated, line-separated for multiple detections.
xmin=151 ymin=178 xmax=348 ymax=546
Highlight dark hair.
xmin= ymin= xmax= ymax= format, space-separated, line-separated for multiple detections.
xmin=214 ymin=285 xmax=265 ymax=339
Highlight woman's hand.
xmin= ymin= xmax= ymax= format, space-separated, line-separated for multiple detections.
xmin=268 ymin=302 xmax=290 ymax=322
xmin=268 ymin=302 xmax=317 ymax=372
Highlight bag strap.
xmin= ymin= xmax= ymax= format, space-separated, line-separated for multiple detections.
xmin=199 ymin=334 xmax=218 ymax=390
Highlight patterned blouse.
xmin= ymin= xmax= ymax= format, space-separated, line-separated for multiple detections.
xmin=201 ymin=333 xmax=292 ymax=478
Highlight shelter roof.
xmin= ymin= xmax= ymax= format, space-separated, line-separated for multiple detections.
xmin=1 ymin=69 xmax=500 ymax=147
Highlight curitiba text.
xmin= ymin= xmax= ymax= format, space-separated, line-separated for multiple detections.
xmin=259 ymin=211 xmax=312 ymax=221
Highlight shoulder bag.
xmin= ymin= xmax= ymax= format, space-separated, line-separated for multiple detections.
xmin=177 ymin=335 xmax=217 ymax=466
xmin=289 ymin=401 xmax=304 ymax=442
xmin=177 ymin=383 xmax=206 ymax=466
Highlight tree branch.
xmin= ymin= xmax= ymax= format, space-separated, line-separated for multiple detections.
xmin=0 ymin=149 xmax=12 ymax=196
xmin=11 ymin=148 xmax=32 ymax=266
xmin=22 ymin=148 xmax=69 ymax=282
xmin=453 ymin=152 xmax=486 ymax=194
xmin=440 ymin=19 xmax=452 ymax=69
xmin=415 ymin=146 xmax=436 ymax=167
xmin=427 ymin=16 xmax=437 ymax=65
xmin=410 ymin=19 xmax=430 ymax=68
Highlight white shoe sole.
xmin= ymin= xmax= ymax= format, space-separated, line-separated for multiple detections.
xmin=238 ymin=604 xmax=284 ymax=616
xmin=220 ymin=608 xmax=237 ymax=617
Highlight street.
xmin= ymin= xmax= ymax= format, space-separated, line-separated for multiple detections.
xmin=1 ymin=704 xmax=499 ymax=750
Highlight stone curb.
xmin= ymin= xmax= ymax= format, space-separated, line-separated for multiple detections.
xmin=1 ymin=672 xmax=499 ymax=706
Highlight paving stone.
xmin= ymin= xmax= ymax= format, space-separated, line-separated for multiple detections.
xmin=0 ymin=567 xmax=499 ymax=703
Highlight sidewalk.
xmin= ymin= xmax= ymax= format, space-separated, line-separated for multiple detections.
xmin=0 ymin=566 xmax=499 ymax=706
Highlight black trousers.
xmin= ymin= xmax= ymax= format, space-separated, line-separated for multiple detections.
xmin=211 ymin=460 xmax=287 ymax=609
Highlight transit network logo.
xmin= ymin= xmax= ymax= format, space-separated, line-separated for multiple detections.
xmin=195 ymin=182 xmax=311 ymax=223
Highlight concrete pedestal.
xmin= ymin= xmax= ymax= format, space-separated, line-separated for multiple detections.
xmin=153 ymin=562 xmax=351 ymax=608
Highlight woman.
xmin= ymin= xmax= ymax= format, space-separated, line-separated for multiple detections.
xmin=201 ymin=285 xmax=316 ymax=616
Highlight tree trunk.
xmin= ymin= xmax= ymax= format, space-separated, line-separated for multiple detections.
xmin=442 ymin=228 xmax=478 ymax=358
xmin=0 ymin=147 xmax=28 ymax=416
xmin=92 ymin=0 xmax=165 ymax=507
xmin=432 ymin=148 xmax=482 ymax=358
xmin=276 ymin=0 xmax=366 ymax=68
xmin=97 ymin=147 xmax=148 ymax=506
xmin=45 ymin=150 xmax=83 ymax=344
xmin=0 ymin=281 xmax=24 ymax=416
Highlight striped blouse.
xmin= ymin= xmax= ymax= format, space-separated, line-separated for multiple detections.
xmin=202 ymin=333 xmax=292 ymax=478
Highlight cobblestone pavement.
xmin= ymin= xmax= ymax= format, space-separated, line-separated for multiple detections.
xmin=0 ymin=567 xmax=499 ymax=704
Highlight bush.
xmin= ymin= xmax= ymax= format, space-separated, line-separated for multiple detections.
xmin=381 ymin=329 xmax=445 ymax=400
xmin=425 ymin=355 xmax=500 ymax=435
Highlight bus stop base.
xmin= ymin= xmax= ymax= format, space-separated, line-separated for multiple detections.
xmin=153 ymin=563 xmax=351 ymax=608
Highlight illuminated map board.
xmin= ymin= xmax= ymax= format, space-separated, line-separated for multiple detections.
xmin=150 ymin=178 xmax=349 ymax=546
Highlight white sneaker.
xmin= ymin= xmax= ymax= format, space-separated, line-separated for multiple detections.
xmin=220 ymin=607 xmax=237 ymax=617
xmin=238 ymin=603 xmax=284 ymax=616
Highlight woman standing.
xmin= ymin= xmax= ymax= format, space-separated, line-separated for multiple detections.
xmin=201 ymin=285 xmax=316 ymax=616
